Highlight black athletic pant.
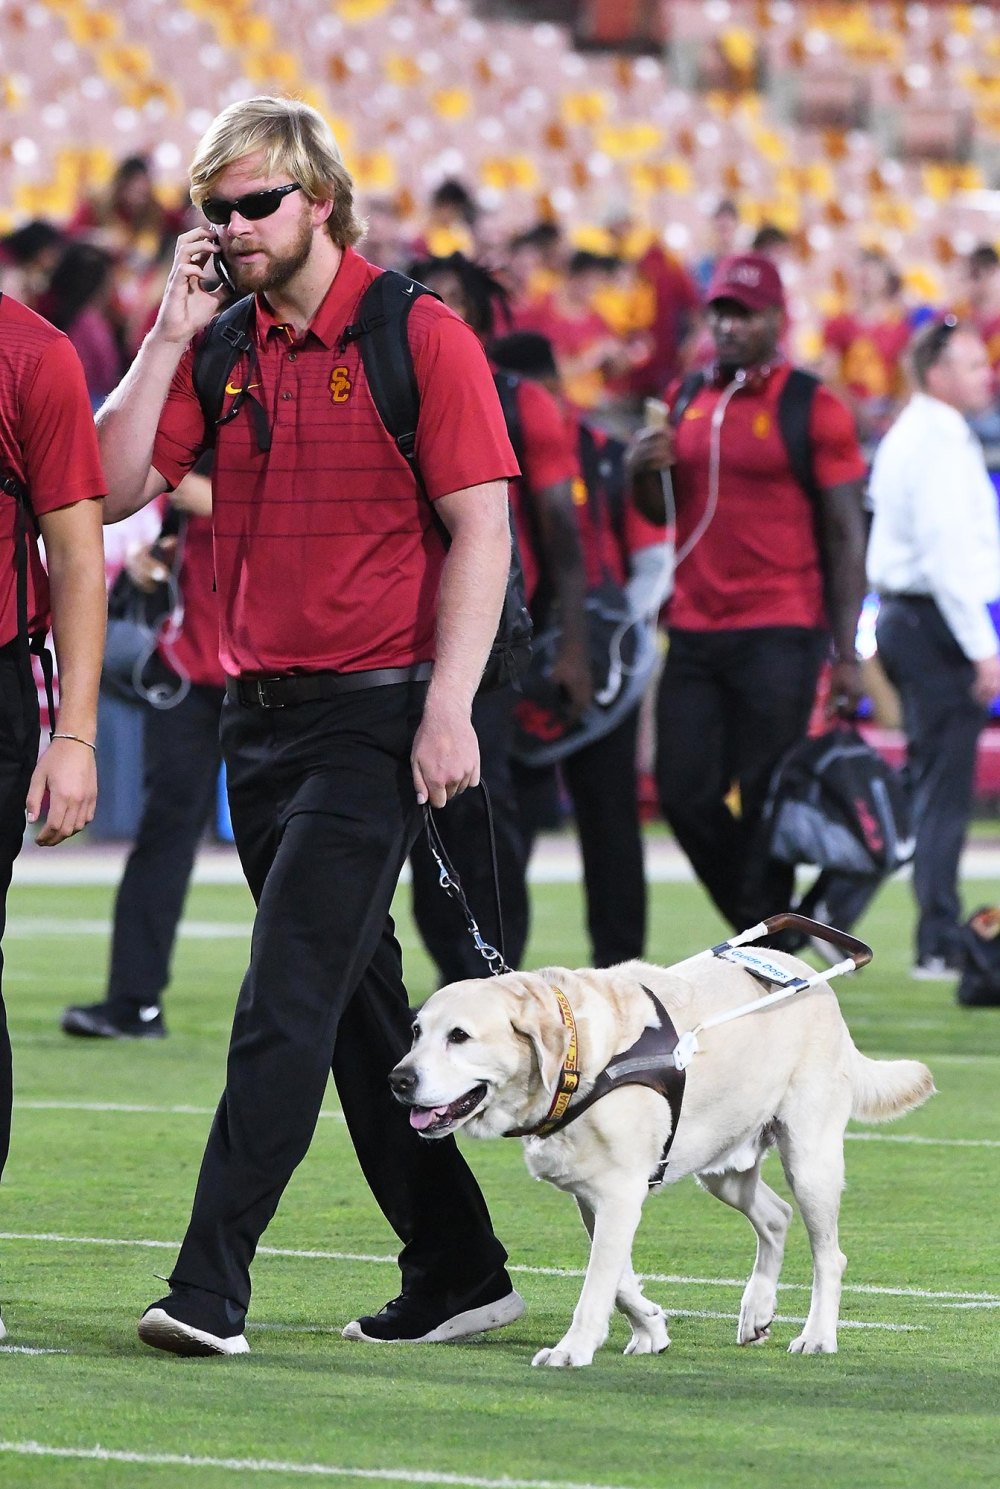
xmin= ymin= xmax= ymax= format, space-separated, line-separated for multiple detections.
xmin=168 ymin=681 xmax=507 ymax=1316
xmin=0 ymin=645 xmax=40 ymax=1181
xmin=876 ymin=596 xmax=987 ymax=964
xmin=513 ymin=706 xmax=646 ymax=967
xmin=655 ymin=626 xmax=827 ymax=932
xmin=106 ymin=678 xmax=224 ymax=1015
xmin=409 ymin=686 xmax=529 ymax=981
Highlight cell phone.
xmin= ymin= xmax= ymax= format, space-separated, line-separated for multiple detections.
xmin=211 ymin=250 xmax=235 ymax=294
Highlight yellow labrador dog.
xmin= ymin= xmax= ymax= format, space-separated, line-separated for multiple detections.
xmin=390 ymin=956 xmax=933 ymax=1368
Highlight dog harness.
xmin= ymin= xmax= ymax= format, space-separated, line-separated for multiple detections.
xmin=505 ymin=984 xmax=687 ymax=1188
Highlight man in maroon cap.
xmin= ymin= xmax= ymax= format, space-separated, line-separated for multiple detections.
xmin=627 ymin=252 xmax=868 ymax=933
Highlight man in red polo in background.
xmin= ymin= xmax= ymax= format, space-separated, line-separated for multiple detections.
xmin=0 ymin=288 xmax=107 ymax=1342
xmin=628 ymin=252 xmax=867 ymax=935
xmin=94 ymin=96 xmax=523 ymax=1358
xmin=61 ymin=459 xmax=225 ymax=1040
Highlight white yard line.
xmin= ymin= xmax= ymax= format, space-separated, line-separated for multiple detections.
xmin=0 ymin=1232 xmax=994 ymax=1304
xmin=13 ymin=835 xmax=1000 ymax=886
xmin=0 ymin=1346 xmax=69 ymax=1356
xmin=4 ymin=918 xmax=252 ymax=939
xmin=0 ymin=1443 xmax=628 ymax=1489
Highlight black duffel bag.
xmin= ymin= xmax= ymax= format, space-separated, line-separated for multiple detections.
xmin=956 ymin=907 xmax=1000 ymax=1007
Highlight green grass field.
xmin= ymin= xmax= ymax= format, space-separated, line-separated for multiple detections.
xmin=1 ymin=866 xmax=998 ymax=1489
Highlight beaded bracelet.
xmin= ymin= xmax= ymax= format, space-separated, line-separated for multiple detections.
xmin=51 ymin=732 xmax=97 ymax=753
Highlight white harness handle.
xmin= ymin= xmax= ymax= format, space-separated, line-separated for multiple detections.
xmin=667 ymin=915 xmax=871 ymax=1072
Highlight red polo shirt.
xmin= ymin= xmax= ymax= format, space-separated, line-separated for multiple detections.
xmin=0 ymin=294 xmax=106 ymax=647
xmin=505 ymin=378 xmax=582 ymax=603
xmin=157 ymin=513 xmax=225 ymax=688
xmin=667 ymin=364 xmax=865 ymax=632
xmin=152 ymin=248 xmax=519 ymax=676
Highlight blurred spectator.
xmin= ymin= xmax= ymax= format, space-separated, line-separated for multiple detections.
xmin=629 ymin=234 xmax=701 ymax=401
xmin=963 ymin=243 xmax=1000 ymax=368
xmin=68 ymin=154 xmax=189 ymax=367
xmin=0 ymin=220 xmax=64 ymax=309
xmin=693 ymin=199 xmax=742 ymax=295
xmin=751 ymin=223 xmax=793 ymax=265
xmin=35 ymin=241 xmax=123 ymax=409
xmin=410 ymin=177 xmax=478 ymax=259
xmin=821 ymin=249 xmax=911 ymax=447
xmin=512 ymin=249 xmax=635 ymax=412
xmin=868 ymin=319 xmax=1000 ymax=981
xmin=360 ymin=196 xmax=412 ymax=272
xmin=69 ymin=155 xmax=186 ymax=268
xmin=960 ymin=243 xmax=1000 ymax=440
xmin=505 ymin=221 xmax=567 ymax=306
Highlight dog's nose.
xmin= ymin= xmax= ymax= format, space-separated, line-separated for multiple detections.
xmin=389 ymin=1064 xmax=417 ymax=1099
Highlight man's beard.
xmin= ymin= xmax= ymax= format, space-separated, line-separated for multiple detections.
xmin=231 ymin=217 xmax=314 ymax=295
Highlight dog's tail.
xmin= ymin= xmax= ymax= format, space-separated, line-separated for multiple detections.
xmin=848 ymin=1046 xmax=936 ymax=1123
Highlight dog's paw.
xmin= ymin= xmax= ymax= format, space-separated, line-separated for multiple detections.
xmin=623 ymin=1307 xmax=670 ymax=1356
xmin=737 ymin=1305 xmax=775 ymax=1345
xmin=737 ymin=1283 xmax=778 ymax=1345
xmin=788 ymin=1332 xmax=838 ymax=1355
xmin=531 ymin=1341 xmax=595 ymax=1368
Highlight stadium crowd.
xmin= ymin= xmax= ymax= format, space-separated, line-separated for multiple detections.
xmin=4 ymin=153 xmax=1000 ymax=445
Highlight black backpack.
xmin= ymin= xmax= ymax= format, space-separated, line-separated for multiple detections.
xmin=192 ymin=270 xmax=532 ymax=692
xmin=763 ymin=724 xmax=913 ymax=878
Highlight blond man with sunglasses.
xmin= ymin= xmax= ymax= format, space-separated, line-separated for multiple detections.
xmin=96 ymin=95 xmax=524 ymax=1356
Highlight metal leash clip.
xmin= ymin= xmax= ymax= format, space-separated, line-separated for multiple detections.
xmin=423 ymin=789 xmax=513 ymax=976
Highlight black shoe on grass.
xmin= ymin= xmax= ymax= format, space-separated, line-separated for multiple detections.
xmin=61 ymin=1001 xmax=166 ymax=1039
xmin=138 ymin=1286 xmax=248 ymax=1357
xmin=342 ymin=1269 xmax=524 ymax=1343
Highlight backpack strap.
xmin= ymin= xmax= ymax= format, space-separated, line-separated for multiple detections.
xmin=776 ymin=367 xmax=821 ymax=503
xmin=0 ymin=466 xmax=56 ymax=732
xmin=339 ymin=269 xmax=437 ymax=469
xmin=668 ymin=369 xmax=707 ymax=428
xmin=191 ymin=294 xmax=270 ymax=452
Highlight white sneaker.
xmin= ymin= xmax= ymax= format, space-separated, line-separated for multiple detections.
xmin=0 ymin=1309 xmax=6 ymax=1342
xmin=138 ymin=1300 xmax=249 ymax=1357
xmin=911 ymin=956 xmax=959 ymax=981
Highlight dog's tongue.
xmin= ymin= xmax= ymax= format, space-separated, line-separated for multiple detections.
xmin=410 ymin=1105 xmax=450 ymax=1131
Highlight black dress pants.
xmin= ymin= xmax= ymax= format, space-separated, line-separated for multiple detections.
xmin=513 ymin=706 xmax=646 ymax=967
xmin=106 ymin=679 xmax=224 ymax=1014
xmin=168 ymin=681 xmax=507 ymax=1315
xmin=0 ymin=647 xmax=39 ymax=1181
xmin=876 ymin=597 xmax=987 ymax=964
xmin=409 ymin=687 xmax=529 ymax=981
xmin=655 ymin=626 xmax=827 ymax=931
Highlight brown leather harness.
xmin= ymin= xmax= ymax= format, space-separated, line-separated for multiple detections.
xmin=504 ymin=984 xmax=687 ymax=1189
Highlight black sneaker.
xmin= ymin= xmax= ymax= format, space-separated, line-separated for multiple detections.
xmin=61 ymin=1001 xmax=166 ymax=1039
xmin=342 ymin=1269 xmax=524 ymax=1343
xmin=138 ymin=1286 xmax=248 ymax=1357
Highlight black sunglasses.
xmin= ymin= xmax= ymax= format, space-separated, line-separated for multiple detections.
xmin=202 ymin=182 xmax=302 ymax=227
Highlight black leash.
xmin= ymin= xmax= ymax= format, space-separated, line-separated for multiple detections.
xmin=422 ymin=783 xmax=513 ymax=976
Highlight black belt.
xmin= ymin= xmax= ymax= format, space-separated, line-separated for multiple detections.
xmin=226 ymin=662 xmax=432 ymax=709
xmin=879 ymin=592 xmax=932 ymax=603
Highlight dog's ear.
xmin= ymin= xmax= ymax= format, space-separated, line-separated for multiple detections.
xmin=510 ymin=987 xmax=572 ymax=1095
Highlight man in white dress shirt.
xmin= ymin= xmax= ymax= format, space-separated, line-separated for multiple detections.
xmin=868 ymin=318 xmax=1000 ymax=979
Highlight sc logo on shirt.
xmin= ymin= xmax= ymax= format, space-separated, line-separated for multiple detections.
xmin=329 ymin=366 xmax=352 ymax=403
